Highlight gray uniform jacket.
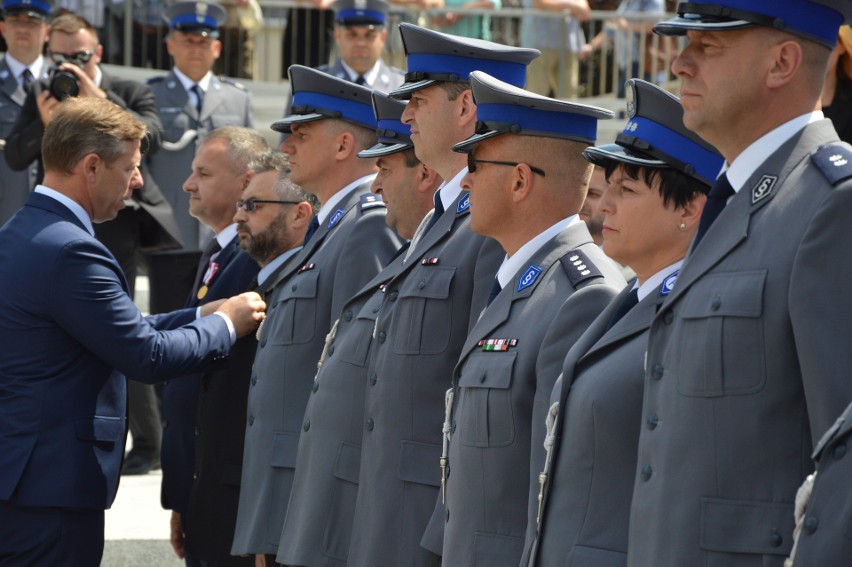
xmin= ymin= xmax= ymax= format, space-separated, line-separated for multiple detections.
xmin=231 ymin=183 xmax=402 ymax=556
xmin=441 ymin=224 xmax=624 ymax=567
xmin=276 ymin=249 xmax=409 ymax=567
xmin=628 ymin=120 xmax=852 ymax=567
xmin=525 ymin=282 xmax=663 ymax=567
xmin=790 ymin=400 xmax=852 ymax=566
xmin=147 ymin=71 xmax=254 ymax=250
xmin=0 ymin=57 xmax=41 ymax=225
xmin=347 ymin=188 xmax=504 ymax=567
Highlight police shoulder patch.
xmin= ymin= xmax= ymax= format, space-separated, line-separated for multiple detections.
xmin=812 ymin=143 xmax=852 ymax=186
xmin=559 ymin=249 xmax=603 ymax=288
xmin=146 ymin=76 xmax=165 ymax=85
xmin=359 ymin=193 xmax=386 ymax=211
xmin=219 ymin=77 xmax=248 ymax=91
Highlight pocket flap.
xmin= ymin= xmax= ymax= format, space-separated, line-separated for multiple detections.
xmin=269 ymin=431 xmax=300 ymax=469
xmin=700 ymin=497 xmax=794 ymax=555
xmin=398 ymin=440 xmax=441 ymax=487
xmin=397 ymin=266 xmax=455 ymax=300
xmin=681 ymin=271 xmax=766 ymax=319
xmin=333 ymin=442 xmax=361 ymax=484
xmin=74 ymin=416 xmax=124 ymax=442
xmin=458 ymin=352 xmax=516 ymax=390
xmin=278 ymin=269 xmax=320 ymax=301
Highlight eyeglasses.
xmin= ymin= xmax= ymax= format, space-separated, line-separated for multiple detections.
xmin=48 ymin=50 xmax=95 ymax=67
xmin=236 ymin=198 xmax=301 ymax=212
xmin=466 ymin=153 xmax=546 ymax=177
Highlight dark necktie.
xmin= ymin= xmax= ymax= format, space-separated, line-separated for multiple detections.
xmin=191 ymin=84 xmax=204 ymax=114
xmin=693 ymin=173 xmax=735 ymax=249
xmin=304 ymin=216 xmax=320 ymax=246
xmin=486 ymin=277 xmax=502 ymax=307
xmin=20 ymin=68 xmax=33 ymax=91
xmin=355 ymin=74 xmax=367 ymax=86
xmin=606 ymin=288 xmax=639 ymax=331
xmin=423 ymin=193 xmax=445 ymax=235
xmin=192 ymin=238 xmax=222 ymax=297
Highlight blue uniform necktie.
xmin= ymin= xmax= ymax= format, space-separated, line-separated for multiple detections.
xmin=693 ymin=173 xmax=734 ymax=250
xmin=486 ymin=277 xmax=502 ymax=306
xmin=191 ymin=84 xmax=204 ymax=114
xmin=304 ymin=216 xmax=320 ymax=246
xmin=423 ymin=193 xmax=445 ymax=235
xmin=606 ymin=288 xmax=639 ymax=331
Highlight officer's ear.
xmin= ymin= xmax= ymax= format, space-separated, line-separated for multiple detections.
xmin=679 ymin=191 xmax=707 ymax=231
xmin=766 ymin=39 xmax=803 ymax=90
xmin=456 ymin=88 xmax=476 ymax=130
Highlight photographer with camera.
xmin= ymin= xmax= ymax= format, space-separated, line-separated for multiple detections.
xmin=5 ymin=12 xmax=182 ymax=478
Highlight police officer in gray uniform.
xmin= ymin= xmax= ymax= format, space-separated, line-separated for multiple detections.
xmin=148 ymin=0 xmax=254 ymax=253
xmin=437 ymin=71 xmax=624 ymax=567
xmin=276 ymin=91 xmax=441 ymax=567
xmin=629 ymin=3 xmax=852 ymax=566
xmin=230 ymin=66 xmax=402 ymax=565
xmin=0 ymin=0 xmax=48 ymax=225
xmin=347 ymin=23 xmax=538 ymax=567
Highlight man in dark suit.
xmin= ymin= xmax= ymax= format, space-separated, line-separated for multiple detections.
xmin=280 ymin=0 xmax=404 ymax=128
xmin=3 ymin=11 xmax=182 ymax=477
xmin=0 ymin=0 xmax=50 ymax=225
xmin=231 ymin=66 xmax=402 ymax=565
xmin=160 ymin=127 xmax=267 ymax=567
xmin=0 ymin=96 xmax=264 ymax=566
xmin=629 ymin=3 xmax=852 ymax=566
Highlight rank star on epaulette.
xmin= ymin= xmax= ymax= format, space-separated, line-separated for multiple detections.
xmin=327 ymin=208 xmax=346 ymax=229
xmin=569 ymin=254 xmax=591 ymax=276
xmin=298 ymin=263 xmax=315 ymax=273
xmin=478 ymin=338 xmax=519 ymax=352
xmin=360 ymin=193 xmax=385 ymax=210
xmin=421 ymin=257 xmax=439 ymax=265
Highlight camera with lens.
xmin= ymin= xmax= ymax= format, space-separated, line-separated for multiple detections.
xmin=48 ymin=67 xmax=80 ymax=100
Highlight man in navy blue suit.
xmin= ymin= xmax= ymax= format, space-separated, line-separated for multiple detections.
xmin=0 ymin=97 xmax=266 ymax=566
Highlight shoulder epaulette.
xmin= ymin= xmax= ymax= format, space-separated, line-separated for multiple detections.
xmin=812 ymin=143 xmax=852 ymax=186
xmin=219 ymin=77 xmax=247 ymax=91
xmin=146 ymin=76 xmax=166 ymax=85
xmin=359 ymin=193 xmax=386 ymax=211
xmin=559 ymin=248 xmax=603 ymax=288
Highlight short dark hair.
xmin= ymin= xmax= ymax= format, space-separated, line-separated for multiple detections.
xmin=602 ymin=160 xmax=709 ymax=210
xmin=436 ymin=81 xmax=469 ymax=101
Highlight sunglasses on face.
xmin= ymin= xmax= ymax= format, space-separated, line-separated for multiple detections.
xmin=235 ymin=198 xmax=301 ymax=212
xmin=466 ymin=153 xmax=546 ymax=177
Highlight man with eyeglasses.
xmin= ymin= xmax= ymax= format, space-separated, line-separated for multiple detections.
xmin=4 ymin=11 xmax=180 ymax=477
xmin=0 ymin=0 xmax=49 ymax=225
xmin=435 ymin=71 xmax=624 ymax=567
xmin=159 ymin=126 xmax=267 ymax=567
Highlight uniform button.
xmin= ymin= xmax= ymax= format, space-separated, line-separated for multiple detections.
xmin=328 ymin=346 xmax=335 ymax=356
xmin=647 ymin=414 xmax=659 ymax=430
xmin=343 ymin=310 xmax=353 ymax=322
xmin=312 ymin=381 xmax=319 ymax=393
xmin=251 ymin=375 xmax=257 ymax=386
xmin=248 ymin=415 xmax=254 ymax=426
xmin=711 ymin=296 xmax=721 ymax=311
xmin=479 ymin=373 xmax=487 ymax=383
xmin=261 ymin=338 xmax=267 ymax=348
xmin=418 ymin=280 xmax=426 ymax=289
xmin=193 ymin=472 xmax=198 ymax=480
xmin=803 ymin=516 xmax=818 ymax=534
xmin=378 ymin=331 xmax=386 ymax=343
xmin=194 ymin=426 xmax=200 ymax=436
xmin=451 ymin=419 xmax=456 ymax=434
xmin=369 ymin=374 xmax=377 ymax=386
xmin=640 ymin=465 xmax=653 ymax=481
xmin=833 ymin=443 xmax=847 ymax=460
xmin=652 ymin=364 xmax=664 ymax=380
xmin=445 ymin=508 xmax=450 ymax=522
xmin=291 ymin=284 xmax=298 ymax=291
xmin=303 ymin=420 xmax=310 ymax=432
xmin=770 ymin=530 xmax=783 ymax=548
xmin=389 ymin=290 xmax=398 ymax=301
xmin=663 ymin=310 xmax=673 ymax=324
xmin=366 ymin=418 xmax=374 ymax=431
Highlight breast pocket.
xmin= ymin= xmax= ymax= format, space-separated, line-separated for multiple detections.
xmin=392 ymin=266 xmax=455 ymax=355
xmin=268 ymin=269 xmax=319 ymax=346
xmin=675 ymin=270 xmax=766 ymax=398
xmin=160 ymin=109 xmax=190 ymax=143
xmin=457 ymin=352 xmax=516 ymax=448
xmin=336 ymin=293 xmax=382 ymax=367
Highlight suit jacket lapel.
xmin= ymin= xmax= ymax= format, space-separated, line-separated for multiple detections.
xmin=0 ymin=59 xmax=24 ymax=105
xmin=199 ymin=76 xmax=224 ymax=122
xmin=405 ymin=190 xmax=469 ymax=267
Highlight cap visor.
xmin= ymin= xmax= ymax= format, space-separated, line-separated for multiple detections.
xmin=389 ymin=79 xmax=438 ymax=100
xmin=358 ymin=141 xmax=412 ymax=158
xmin=451 ymin=130 xmax=503 ymax=153
xmin=582 ymin=144 xmax=667 ymax=168
xmin=654 ymin=17 xmax=753 ymax=36
xmin=271 ymin=113 xmax=326 ymax=133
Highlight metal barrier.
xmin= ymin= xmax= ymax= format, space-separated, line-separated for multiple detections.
xmin=98 ymin=2 xmax=678 ymax=98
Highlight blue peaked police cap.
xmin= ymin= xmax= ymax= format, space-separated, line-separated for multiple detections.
xmin=583 ymin=79 xmax=724 ymax=188
xmin=333 ymin=0 xmax=389 ymax=27
xmin=389 ymin=23 xmax=540 ymax=99
xmin=451 ymin=71 xmax=613 ymax=154
xmin=272 ymin=65 xmax=378 ymax=133
xmin=3 ymin=0 xmax=51 ymax=19
xmin=358 ymin=92 xmax=413 ymax=158
xmin=164 ymin=1 xmax=226 ymax=38
xmin=654 ymin=0 xmax=852 ymax=48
